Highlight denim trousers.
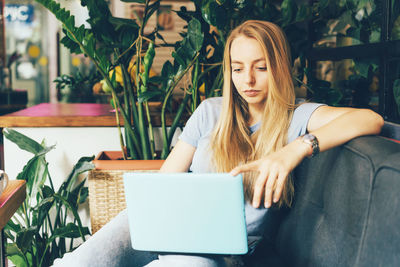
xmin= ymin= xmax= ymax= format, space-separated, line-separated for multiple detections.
xmin=52 ymin=209 xmax=238 ymax=267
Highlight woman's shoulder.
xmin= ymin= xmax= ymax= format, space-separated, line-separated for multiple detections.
xmin=293 ymin=101 xmax=326 ymax=116
xmin=199 ymin=97 xmax=223 ymax=109
xmin=288 ymin=101 xmax=326 ymax=142
xmin=195 ymin=97 xmax=223 ymax=117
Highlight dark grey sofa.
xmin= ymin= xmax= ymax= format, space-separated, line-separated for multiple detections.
xmin=246 ymin=135 xmax=400 ymax=267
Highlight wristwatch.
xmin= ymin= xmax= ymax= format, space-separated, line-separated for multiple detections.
xmin=299 ymin=134 xmax=320 ymax=158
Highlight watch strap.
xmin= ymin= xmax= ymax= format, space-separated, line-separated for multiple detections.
xmin=300 ymin=134 xmax=320 ymax=158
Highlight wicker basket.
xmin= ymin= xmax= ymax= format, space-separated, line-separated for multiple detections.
xmin=88 ymin=151 xmax=164 ymax=233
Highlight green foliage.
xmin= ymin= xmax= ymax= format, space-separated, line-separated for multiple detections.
xmin=35 ymin=0 xmax=208 ymax=160
xmin=3 ymin=128 xmax=94 ymax=267
xmin=37 ymin=0 xmax=390 ymax=156
xmin=54 ymin=70 xmax=101 ymax=103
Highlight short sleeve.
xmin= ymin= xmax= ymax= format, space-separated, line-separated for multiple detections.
xmin=178 ymin=97 xmax=222 ymax=148
xmin=178 ymin=102 xmax=206 ymax=147
xmin=287 ymin=102 xmax=326 ymax=143
xmin=179 ymin=104 xmax=203 ymax=147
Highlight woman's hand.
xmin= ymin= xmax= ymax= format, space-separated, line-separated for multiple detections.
xmin=230 ymin=139 xmax=310 ymax=209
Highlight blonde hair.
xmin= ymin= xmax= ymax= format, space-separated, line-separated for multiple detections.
xmin=210 ymin=20 xmax=296 ymax=207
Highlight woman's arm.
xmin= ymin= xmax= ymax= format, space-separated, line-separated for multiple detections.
xmin=307 ymin=106 xmax=383 ymax=152
xmin=231 ymin=106 xmax=384 ymax=209
xmin=159 ymin=140 xmax=196 ymax=173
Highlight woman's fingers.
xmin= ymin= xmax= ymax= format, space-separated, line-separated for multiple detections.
xmin=273 ymin=171 xmax=288 ymax=203
xmin=263 ymin=169 xmax=278 ymax=208
xmin=252 ymin=168 xmax=269 ymax=208
xmin=230 ymin=161 xmax=259 ymax=176
xmin=231 ymin=158 xmax=290 ymax=209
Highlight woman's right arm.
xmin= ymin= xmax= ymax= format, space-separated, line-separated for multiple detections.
xmin=159 ymin=140 xmax=196 ymax=173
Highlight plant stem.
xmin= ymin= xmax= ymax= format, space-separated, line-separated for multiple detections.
xmin=209 ymin=66 xmax=223 ymax=98
xmin=197 ymin=63 xmax=221 ymax=81
xmin=135 ymin=35 xmax=151 ymax=159
xmin=119 ymin=57 xmax=142 ymax=158
xmin=112 ymin=92 xmax=127 ymax=160
xmin=39 ymin=242 xmax=51 ymax=267
xmin=161 ymin=53 xmax=200 ymax=158
xmin=166 ymin=92 xmax=190 ymax=147
xmin=116 ymin=39 xmax=138 ymax=62
xmin=145 ymin=102 xmax=156 ymax=158
xmin=192 ymin=59 xmax=200 ymax=112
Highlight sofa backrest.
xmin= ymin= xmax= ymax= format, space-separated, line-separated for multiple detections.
xmin=275 ymin=136 xmax=400 ymax=267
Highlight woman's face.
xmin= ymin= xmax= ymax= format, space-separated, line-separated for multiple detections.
xmin=230 ymin=35 xmax=269 ymax=111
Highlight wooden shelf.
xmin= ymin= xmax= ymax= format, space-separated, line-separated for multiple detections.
xmin=0 ymin=180 xmax=26 ymax=230
xmin=0 ymin=103 xmax=187 ymax=127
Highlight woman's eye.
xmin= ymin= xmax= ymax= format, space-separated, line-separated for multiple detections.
xmin=257 ymin=67 xmax=267 ymax=71
xmin=232 ymin=68 xmax=242 ymax=72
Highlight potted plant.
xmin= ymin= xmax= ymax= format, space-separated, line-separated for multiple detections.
xmin=34 ymin=0 xmax=209 ymax=231
xmin=3 ymin=128 xmax=94 ymax=267
xmin=36 ymin=0 xmax=206 ymax=160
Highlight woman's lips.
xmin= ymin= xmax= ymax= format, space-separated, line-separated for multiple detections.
xmin=243 ymin=90 xmax=260 ymax=97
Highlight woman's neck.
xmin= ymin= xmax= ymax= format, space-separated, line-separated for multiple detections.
xmin=248 ymin=104 xmax=264 ymax=126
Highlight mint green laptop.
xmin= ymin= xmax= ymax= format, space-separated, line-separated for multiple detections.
xmin=123 ymin=173 xmax=248 ymax=255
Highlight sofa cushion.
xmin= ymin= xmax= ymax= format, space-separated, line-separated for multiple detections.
xmin=356 ymin=152 xmax=400 ymax=266
xmin=274 ymin=136 xmax=400 ymax=267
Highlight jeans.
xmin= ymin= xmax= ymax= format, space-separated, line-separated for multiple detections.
xmin=52 ymin=209 xmax=235 ymax=267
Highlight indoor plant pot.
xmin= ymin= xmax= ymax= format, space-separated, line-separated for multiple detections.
xmin=89 ymin=151 xmax=164 ymax=233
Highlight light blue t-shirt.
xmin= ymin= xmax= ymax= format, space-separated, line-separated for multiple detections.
xmin=179 ymin=97 xmax=324 ymax=236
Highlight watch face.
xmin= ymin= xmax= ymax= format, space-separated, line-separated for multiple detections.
xmin=304 ymin=134 xmax=315 ymax=141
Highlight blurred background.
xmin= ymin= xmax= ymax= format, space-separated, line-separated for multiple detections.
xmin=0 ymin=0 xmax=399 ymax=123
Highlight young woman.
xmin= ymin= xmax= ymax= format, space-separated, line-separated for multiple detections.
xmin=53 ymin=20 xmax=383 ymax=267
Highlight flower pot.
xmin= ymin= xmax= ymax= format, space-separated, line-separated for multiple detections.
xmin=88 ymin=151 xmax=164 ymax=233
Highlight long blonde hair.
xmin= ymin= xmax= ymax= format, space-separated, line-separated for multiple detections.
xmin=210 ymin=20 xmax=296 ymax=207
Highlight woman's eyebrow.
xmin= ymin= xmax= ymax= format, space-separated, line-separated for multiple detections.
xmin=231 ymin=58 xmax=266 ymax=64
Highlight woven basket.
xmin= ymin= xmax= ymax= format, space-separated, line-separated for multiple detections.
xmin=88 ymin=151 xmax=164 ymax=233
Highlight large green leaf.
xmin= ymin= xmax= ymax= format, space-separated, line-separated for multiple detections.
xmin=68 ymin=179 xmax=88 ymax=208
xmin=5 ymin=220 xmax=22 ymax=239
xmin=60 ymin=33 xmax=82 ymax=55
xmin=62 ymin=156 xmax=94 ymax=194
xmin=201 ymin=1 xmax=226 ymax=29
xmin=161 ymin=60 xmax=174 ymax=89
xmin=78 ymin=186 xmax=89 ymax=204
xmin=3 ymin=128 xmax=54 ymax=156
xmin=50 ymin=223 xmax=90 ymax=240
xmin=6 ymin=243 xmax=28 ymax=267
xmin=187 ymin=19 xmax=204 ymax=53
xmin=281 ymin=0 xmax=297 ymax=27
xmin=138 ymin=90 xmax=164 ymax=103
xmin=16 ymin=227 xmax=37 ymax=254
xmin=36 ymin=195 xmax=55 ymax=228
xmin=16 ymin=156 xmax=47 ymax=199
xmin=52 ymin=193 xmax=89 ymax=241
xmin=295 ymin=4 xmax=312 ymax=23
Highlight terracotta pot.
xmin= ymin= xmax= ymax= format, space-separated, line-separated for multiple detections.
xmin=88 ymin=151 xmax=164 ymax=233
xmin=93 ymin=150 xmax=165 ymax=170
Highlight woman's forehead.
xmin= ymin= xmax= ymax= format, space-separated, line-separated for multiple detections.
xmin=230 ymin=36 xmax=266 ymax=63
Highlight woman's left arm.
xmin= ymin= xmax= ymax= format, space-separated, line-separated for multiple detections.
xmin=306 ymin=106 xmax=384 ymax=152
xmin=231 ymin=106 xmax=384 ymax=209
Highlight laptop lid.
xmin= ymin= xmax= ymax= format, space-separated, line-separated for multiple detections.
xmin=123 ymin=172 xmax=248 ymax=255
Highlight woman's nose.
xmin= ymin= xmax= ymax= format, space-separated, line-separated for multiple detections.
xmin=245 ymin=69 xmax=255 ymax=85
